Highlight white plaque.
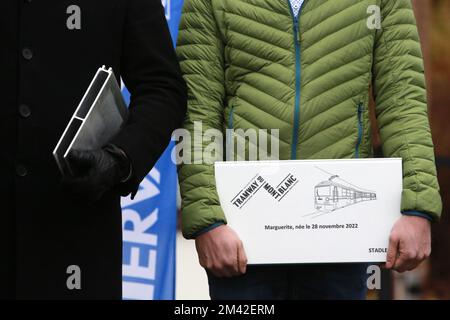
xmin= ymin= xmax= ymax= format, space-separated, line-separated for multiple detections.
xmin=215 ymin=158 xmax=402 ymax=264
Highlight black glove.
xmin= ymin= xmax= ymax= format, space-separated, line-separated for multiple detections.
xmin=63 ymin=144 xmax=131 ymax=202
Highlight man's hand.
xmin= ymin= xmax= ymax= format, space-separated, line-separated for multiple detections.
xmin=385 ymin=215 xmax=431 ymax=273
xmin=195 ymin=225 xmax=247 ymax=278
xmin=63 ymin=145 xmax=130 ymax=202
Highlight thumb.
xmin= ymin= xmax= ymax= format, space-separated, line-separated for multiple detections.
xmin=385 ymin=234 xmax=399 ymax=269
xmin=237 ymin=241 xmax=248 ymax=274
xmin=67 ymin=149 xmax=95 ymax=176
xmin=67 ymin=149 xmax=93 ymax=165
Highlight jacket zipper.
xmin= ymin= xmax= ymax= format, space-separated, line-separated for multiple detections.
xmin=355 ymin=103 xmax=364 ymax=158
xmin=226 ymin=106 xmax=235 ymax=160
xmin=287 ymin=1 xmax=302 ymax=160
xmin=228 ymin=105 xmax=235 ymax=130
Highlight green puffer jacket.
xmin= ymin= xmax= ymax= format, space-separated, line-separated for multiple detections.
xmin=177 ymin=0 xmax=442 ymax=239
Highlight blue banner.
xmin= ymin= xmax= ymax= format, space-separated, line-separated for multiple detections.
xmin=121 ymin=0 xmax=183 ymax=300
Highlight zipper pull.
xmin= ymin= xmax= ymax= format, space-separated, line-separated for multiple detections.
xmin=294 ymin=20 xmax=300 ymax=43
xmin=358 ymin=103 xmax=363 ymax=113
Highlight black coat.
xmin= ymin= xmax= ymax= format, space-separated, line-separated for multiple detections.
xmin=0 ymin=0 xmax=186 ymax=299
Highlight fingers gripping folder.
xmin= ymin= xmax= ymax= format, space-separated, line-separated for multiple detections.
xmin=53 ymin=66 xmax=129 ymax=176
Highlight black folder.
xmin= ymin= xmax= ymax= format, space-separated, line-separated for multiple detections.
xmin=53 ymin=66 xmax=129 ymax=176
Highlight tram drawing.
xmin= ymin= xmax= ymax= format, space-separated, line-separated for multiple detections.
xmin=314 ymin=174 xmax=377 ymax=212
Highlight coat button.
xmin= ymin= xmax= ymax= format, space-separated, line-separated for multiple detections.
xmin=19 ymin=104 xmax=31 ymax=118
xmin=22 ymin=48 xmax=33 ymax=60
xmin=16 ymin=164 xmax=28 ymax=177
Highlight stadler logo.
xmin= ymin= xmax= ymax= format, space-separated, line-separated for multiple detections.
xmin=231 ymin=173 xmax=299 ymax=209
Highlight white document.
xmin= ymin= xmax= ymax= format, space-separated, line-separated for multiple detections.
xmin=214 ymin=158 xmax=403 ymax=264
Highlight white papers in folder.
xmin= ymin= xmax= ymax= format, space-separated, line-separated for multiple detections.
xmin=53 ymin=66 xmax=128 ymax=176
xmin=214 ymin=159 xmax=403 ymax=264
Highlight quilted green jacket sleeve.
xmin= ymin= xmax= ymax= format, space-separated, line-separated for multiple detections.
xmin=176 ymin=0 xmax=227 ymax=238
xmin=373 ymin=0 xmax=442 ymax=221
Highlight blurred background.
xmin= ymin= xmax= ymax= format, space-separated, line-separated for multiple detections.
xmin=176 ymin=0 xmax=450 ymax=300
